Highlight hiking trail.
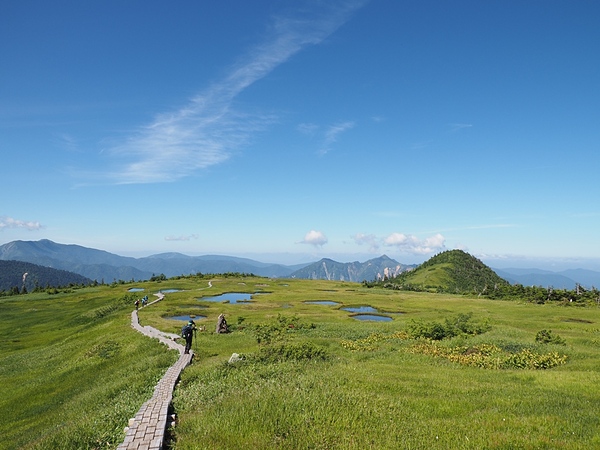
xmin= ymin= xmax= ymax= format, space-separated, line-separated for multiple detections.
xmin=116 ymin=292 xmax=192 ymax=450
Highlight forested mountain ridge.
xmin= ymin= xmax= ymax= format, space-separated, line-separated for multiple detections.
xmin=380 ymin=250 xmax=509 ymax=294
xmin=0 ymin=239 xmax=148 ymax=282
xmin=0 ymin=260 xmax=93 ymax=293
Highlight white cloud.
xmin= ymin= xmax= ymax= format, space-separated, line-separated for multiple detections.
xmin=0 ymin=216 xmax=42 ymax=231
xmin=384 ymin=232 xmax=446 ymax=255
xmin=300 ymin=230 xmax=328 ymax=247
xmin=297 ymin=122 xmax=319 ymax=135
xmin=449 ymin=123 xmax=473 ymax=132
xmin=99 ymin=1 xmax=367 ymax=184
xmin=319 ymin=121 xmax=355 ymax=155
xmin=352 ymin=233 xmax=379 ymax=252
xmin=164 ymin=234 xmax=199 ymax=241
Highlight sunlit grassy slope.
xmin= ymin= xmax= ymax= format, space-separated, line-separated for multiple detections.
xmin=1 ymin=275 xmax=599 ymax=449
xmin=0 ymin=287 xmax=177 ymax=450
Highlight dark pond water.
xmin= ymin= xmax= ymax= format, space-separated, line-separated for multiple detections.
xmin=159 ymin=289 xmax=181 ymax=293
xmin=305 ymin=300 xmax=340 ymax=306
xmin=170 ymin=315 xmax=207 ymax=322
xmin=352 ymin=314 xmax=393 ymax=322
xmin=128 ymin=288 xmax=144 ymax=292
xmin=341 ymin=306 xmax=378 ymax=313
xmin=197 ymin=292 xmax=256 ymax=304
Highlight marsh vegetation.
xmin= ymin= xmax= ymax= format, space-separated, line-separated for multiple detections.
xmin=1 ymin=275 xmax=599 ymax=449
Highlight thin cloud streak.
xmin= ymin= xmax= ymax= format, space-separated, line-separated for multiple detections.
xmin=165 ymin=234 xmax=199 ymax=242
xmin=102 ymin=0 xmax=367 ymax=185
xmin=449 ymin=123 xmax=473 ymax=132
xmin=319 ymin=121 xmax=355 ymax=155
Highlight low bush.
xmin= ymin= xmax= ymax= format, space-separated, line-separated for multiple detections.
xmin=250 ymin=314 xmax=315 ymax=345
xmin=535 ymin=329 xmax=566 ymax=345
xmin=407 ymin=313 xmax=490 ymax=340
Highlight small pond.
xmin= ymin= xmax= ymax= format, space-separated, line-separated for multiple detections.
xmin=128 ymin=288 xmax=144 ymax=292
xmin=169 ymin=315 xmax=207 ymax=322
xmin=341 ymin=306 xmax=378 ymax=313
xmin=197 ymin=292 xmax=257 ymax=304
xmin=352 ymin=314 xmax=393 ymax=322
xmin=159 ymin=289 xmax=182 ymax=293
xmin=305 ymin=300 xmax=340 ymax=306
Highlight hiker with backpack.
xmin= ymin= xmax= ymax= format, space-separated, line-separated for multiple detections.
xmin=216 ymin=313 xmax=228 ymax=334
xmin=181 ymin=320 xmax=196 ymax=354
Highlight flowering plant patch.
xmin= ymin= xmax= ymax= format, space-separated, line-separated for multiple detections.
xmin=340 ymin=331 xmax=409 ymax=352
xmin=408 ymin=342 xmax=568 ymax=370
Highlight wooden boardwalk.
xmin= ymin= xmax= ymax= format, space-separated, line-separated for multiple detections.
xmin=117 ymin=294 xmax=192 ymax=450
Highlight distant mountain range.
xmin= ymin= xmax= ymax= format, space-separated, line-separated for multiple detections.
xmin=0 ymin=239 xmax=410 ymax=283
xmin=1 ymin=239 xmax=599 ymax=288
xmin=493 ymin=268 xmax=599 ymax=290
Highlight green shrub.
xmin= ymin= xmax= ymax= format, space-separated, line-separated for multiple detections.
xmin=250 ymin=314 xmax=315 ymax=345
xmin=535 ymin=329 xmax=566 ymax=345
xmin=407 ymin=313 xmax=490 ymax=340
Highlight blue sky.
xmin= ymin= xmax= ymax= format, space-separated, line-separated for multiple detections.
xmin=2 ymin=0 xmax=600 ymax=270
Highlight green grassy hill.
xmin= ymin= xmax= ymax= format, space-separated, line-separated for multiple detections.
xmin=382 ymin=249 xmax=509 ymax=294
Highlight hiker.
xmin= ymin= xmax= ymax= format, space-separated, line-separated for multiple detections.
xmin=181 ymin=320 xmax=196 ymax=354
xmin=216 ymin=313 xmax=228 ymax=334
xmin=135 ymin=299 xmax=140 ymax=310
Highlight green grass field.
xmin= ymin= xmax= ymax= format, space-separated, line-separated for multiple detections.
xmin=1 ymin=276 xmax=599 ymax=449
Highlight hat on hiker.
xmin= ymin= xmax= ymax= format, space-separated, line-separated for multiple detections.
xmin=189 ymin=320 xmax=195 ymax=324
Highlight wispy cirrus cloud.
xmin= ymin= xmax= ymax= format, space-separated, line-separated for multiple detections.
xmin=449 ymin=123 xmax=473 ymax=132
xmin=97 ymin=0 xmax=367 ymax=185
xmin=297 ymin=120 xmax=356 ymax=155
xmin=319 ymin=121 xmax=355 ymax=155
xmin=297 ymin=122 xmax=320 ymax=136
xmin=0 ymin=216 xmax=43 ymax=231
